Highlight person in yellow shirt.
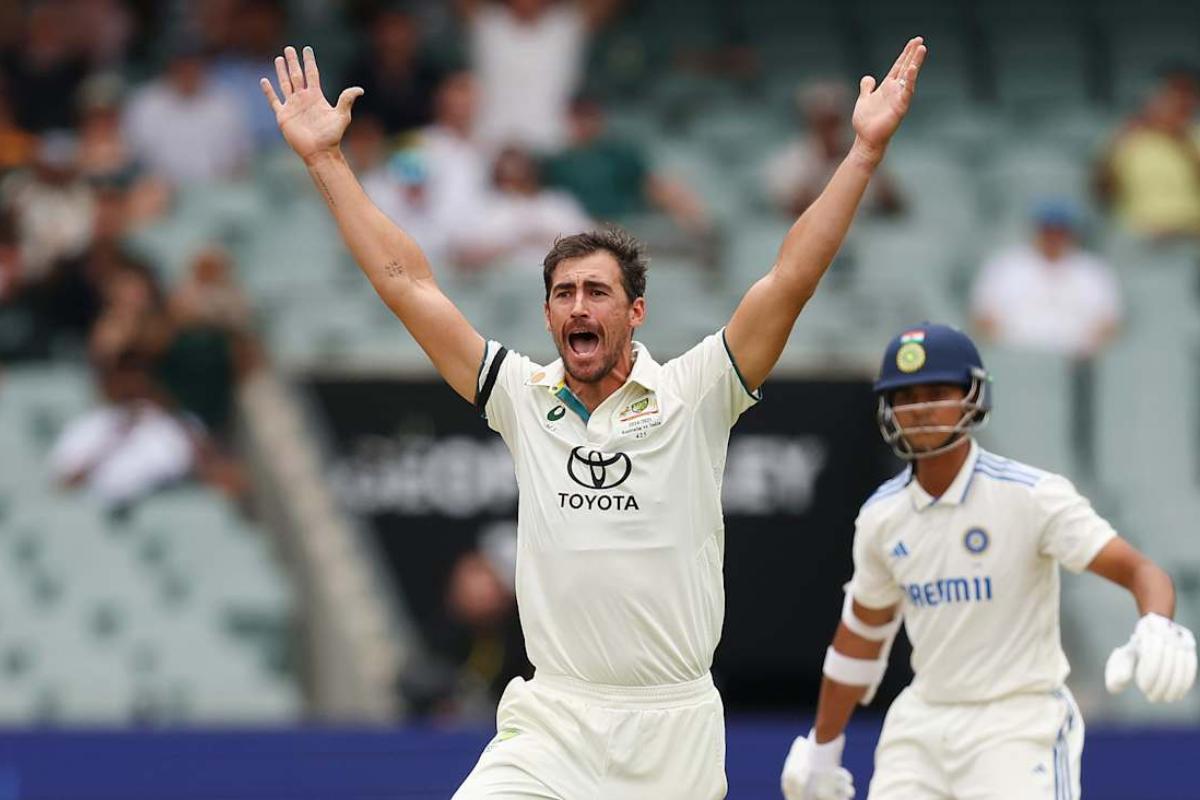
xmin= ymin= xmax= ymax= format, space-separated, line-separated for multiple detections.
xmin=1096 ymin=67 xmax=1200 ymax=239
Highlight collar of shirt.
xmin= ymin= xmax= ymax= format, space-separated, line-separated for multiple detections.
xmin=906 ymin=439 xmax=982 ymax=511
xmin=527 ymin=341 xmax=661 ymax=422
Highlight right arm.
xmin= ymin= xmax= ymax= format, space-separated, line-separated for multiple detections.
xmin=261 ymin=46 xmax=484 ymax=402
xmin=812 ymin=601 xmax=897 ymax=743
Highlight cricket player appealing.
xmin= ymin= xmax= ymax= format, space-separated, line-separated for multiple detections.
xmin=781 ymin=324 xmax=1198 ymax=800
xmin=261 ymin=37 xmax=927 ymax=799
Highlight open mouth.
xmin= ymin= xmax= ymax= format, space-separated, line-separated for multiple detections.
xmin=567 ymin=331 xmax=600 ymax=356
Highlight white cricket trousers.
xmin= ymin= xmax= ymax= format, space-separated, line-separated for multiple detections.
xmin=451 ymin=672 xmax=727 ymax=799
xmin=869 ymin=685 xmax=1084 ymax=800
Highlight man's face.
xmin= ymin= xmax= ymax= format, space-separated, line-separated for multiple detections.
xmin=891 ymin=383 xmax=967 ymax=452
xmin=544 ymin=252 xmax=645 ymax=384
xmin=1035 ymin=225 xmax=1074 ymax=261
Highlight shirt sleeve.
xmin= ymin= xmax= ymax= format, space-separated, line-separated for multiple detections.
xmin=664 ymin=328 xmax=761 ymax=430
xmin=847 ymin=510 xmax=906 ymax=609
xmin=1035 ymin=473 xmax=1118 ymax=573
xmin=476 ymin=340 xmax=530 ymax=443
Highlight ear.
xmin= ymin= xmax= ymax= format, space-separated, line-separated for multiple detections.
xmin=629 ymin=296 xmax=646 ymax=329
xmin=544 ymin=301 xmax=551 ymax=332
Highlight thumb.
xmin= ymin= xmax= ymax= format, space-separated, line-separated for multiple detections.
xmin=1105 ymin=641 xmax=1137 ymax=694
xmin=336 ymin=86 xmax=365 ymax=115
xmin=859 ymin=75 xmax=876 ymax=97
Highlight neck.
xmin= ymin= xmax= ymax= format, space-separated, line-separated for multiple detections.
xmin=565 ymin=345 xmax=635 ymax=413
xmin=913 ymin=437 xmax=972 ymax=498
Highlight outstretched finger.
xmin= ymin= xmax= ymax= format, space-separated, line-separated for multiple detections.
xmin=336 ymin=86 xmax=365 ymax=116
xmin=285 ymin=46 xmax=305 ymax=92
xmin=302 ymin=46 xmax=320 ymax=92
xmin=259 ymin=77 xmax=283 ymax=113
xmin=274 ymin=55 xmax=292 ymax=97
xmin=887 ymin=37 xmax=917 ymax=81
xmin=903 ymin=44 xmax=928 ymax=94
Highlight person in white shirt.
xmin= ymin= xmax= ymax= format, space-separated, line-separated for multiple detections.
xmin=971 ymin=203 xmax=1122 ymax=358
xmin=260 ymin=38 xmax=928 ymax=798
xmin=781 ymin=324 xmax=1197 ymax=800
xmin=123 ymin=44 xmax=251 ymax=184
xmin=454 ymin=146 xmax=593 ymax=271
xmin=50 ymin=354 xmax=195 ymax=509
xmin=456 ymin=0 xmax=624 ymax=153
xmin=763 ymin=81 xmax=905 ymax=219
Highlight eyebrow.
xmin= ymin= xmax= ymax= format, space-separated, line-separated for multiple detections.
xmin=552 ymin=279 xmax=613 ymax=293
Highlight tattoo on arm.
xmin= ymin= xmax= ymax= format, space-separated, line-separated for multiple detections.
xmin=383 ymin=260 xmax=405 ymax=279
xmin=314 ymin=173 xmax=336 ymax=207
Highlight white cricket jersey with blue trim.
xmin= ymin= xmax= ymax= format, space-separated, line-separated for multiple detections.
xmin=848 ymin=440 xmax=1117 ymax=704
xmin=476 ymin=331 xmax=760 ymax=686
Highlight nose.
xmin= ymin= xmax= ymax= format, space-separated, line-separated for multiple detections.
xmin=569 ymin=289 xmax=588 ymax=318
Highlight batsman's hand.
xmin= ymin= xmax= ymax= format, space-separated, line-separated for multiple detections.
xmin=852 ymin=36 xmax=926 ymax=162
xmin=260 ymin=45 xmax=363 ymax=163
xmin=781 ymin=731 xmax=855 ymax=800
xmin=1105 ymin=613 xmax=1197 ymax=704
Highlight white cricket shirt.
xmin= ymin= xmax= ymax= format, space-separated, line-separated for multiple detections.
xmin=848 ymin=441 xmax=1117 ymax=704
xmin=477 ymin=331 xmax=760 ymax=686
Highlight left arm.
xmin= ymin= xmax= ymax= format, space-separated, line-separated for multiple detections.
xmin=725 ymin=37 xmax=926 ymax=391
xmin=1085 ymin=537 xmax=1175 ymax=617
xmin=1087 ymin=537 xmax=1196 ymax=704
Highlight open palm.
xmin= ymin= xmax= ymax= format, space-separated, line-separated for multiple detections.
xmin=852 ymin=37 xmax=927 ymax=153
xmin=260 ymin=46 xmax=363 ymax=162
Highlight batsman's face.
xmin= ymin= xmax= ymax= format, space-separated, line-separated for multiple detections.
xmin=545 ymin=252 xmax=644 ymax=384
xmin=891 ymin=383 xmax=967 ymax=450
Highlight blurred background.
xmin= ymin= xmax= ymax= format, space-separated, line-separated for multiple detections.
xmin=0 ymin=0 xmax=1197 ymax=797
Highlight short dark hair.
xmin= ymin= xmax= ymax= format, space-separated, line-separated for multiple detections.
xmin=542 ymin=227 xmax=648 ymax=302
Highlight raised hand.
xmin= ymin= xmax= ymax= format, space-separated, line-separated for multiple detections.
xmin=852 ymin=37 xmax=927 ymax=158
xmin=260 ymin=46 xmax=364 ymax=163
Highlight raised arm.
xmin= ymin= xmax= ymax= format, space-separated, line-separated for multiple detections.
xmin=260 ymin=46 xmax=484 ymax=402
xmin=726 ymin=37 xmax=926 ymax=391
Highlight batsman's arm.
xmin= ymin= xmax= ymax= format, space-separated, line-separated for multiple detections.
xmin=813 ymin=601 xmax=897 ymax=744
xmin=725 ymin=37 xmax=926 ymax=392
xmin=261 ymin=46 xmax=484 ymax=403
xmin=1086 ymin=537 xmax=1176 ymax=618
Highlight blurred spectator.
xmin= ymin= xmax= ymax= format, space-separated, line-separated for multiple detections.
xmin=762 ymin=81 xmax=905 ymax=218
xmin=454 ymin=146 xmax=592 ymax=269
xmin=543 ymin=93 xmax=709 ymax=233
xmin=88 ymin=259 xmax=173 ymax=368
xmin=345 ymin=4 xmax=441 ymax=136
xmin=49 ymin=350 xmax=196 ymax=510
xmin=457 ymin=0 xmax=624 ymax=152
xmin=76 ymin=74 xmax=171 ymax=224
xmin=419 ymin=69 xmax=490 ymax=234
xmin=0 ymin=79 xmax=35 ymax=173
xmin=123 ymin=40 xmax=251 ymax=184
xmin=0 ymin=209 xmax=18 ymax=303
xmin=971 ymin=202 xmax=1122 ymax=358
xmin=361 ymin=70 xmax=490 ymax=265
xmin=211 ymin=0 xmax=288 ymax=150
xmin=73 ymin=0 xmax=138 ymax=70
xmin=1095 ymin=67 xmax=1200 ymax=239
xmin=1 ymin=1 xmax=88 ymax=132
xmin=12 ymin=185 xmax=133 ymax=358
xmin=161 ymin=247 xmax=258 ymax=437
xmin=363 ymin=142 xmax=456 ymax=266
xmin=0 ymin=131 xmax=94 ymax=281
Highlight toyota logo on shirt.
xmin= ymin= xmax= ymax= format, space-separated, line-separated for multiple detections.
xmin=567 ymin=447 xmax=632 ymax=490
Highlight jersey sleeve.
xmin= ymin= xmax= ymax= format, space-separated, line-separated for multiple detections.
xmin=846 ymin=509 xmax=906 ymax=609
xmin=475 ymin=340 xmax=531 ymax=442
xmin=1035 ymin=473 xmax=1119 ymax=573
xmin=664 ymin=329 xmax=761 ymax=430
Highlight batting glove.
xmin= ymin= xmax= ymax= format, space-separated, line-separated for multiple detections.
xmin=1105 ymin=613 xmax=1197 ymax=703
xmin=781 ymin=731 xmax=855 ymax=800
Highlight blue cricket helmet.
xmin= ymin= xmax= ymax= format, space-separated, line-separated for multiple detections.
xmin=874 ymin=323 xmax=992 ymax=459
